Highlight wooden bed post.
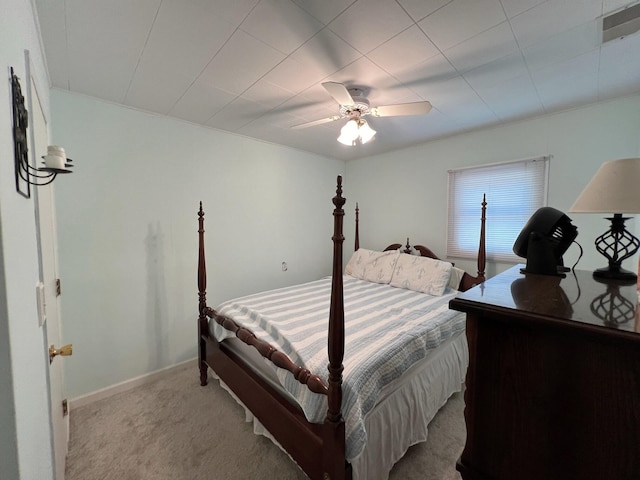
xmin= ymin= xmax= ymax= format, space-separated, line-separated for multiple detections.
xmin=323 ymin=176 xmax=348 ymax=480
xmin=198 ymin=202 xmax=209 ymax=386
xmin=477 ymin=194 xmax=487 ymax=282
xmin=354 ymin=202 xmax=359 ymax=251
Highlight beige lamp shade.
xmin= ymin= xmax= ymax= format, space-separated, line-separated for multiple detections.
xmin=570 ymin=158 xmax=640 ymax=214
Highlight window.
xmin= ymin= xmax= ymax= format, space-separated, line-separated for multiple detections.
xmin=447 ymin=156 xmax=550 ymax=262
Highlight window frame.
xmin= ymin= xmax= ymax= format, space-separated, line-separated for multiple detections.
xmin=447 ymin=156 xmax=550 ymax=263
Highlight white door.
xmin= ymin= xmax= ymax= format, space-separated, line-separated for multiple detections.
xmin=38 ymin=183 xmax=69 ymax=480
xmin=28 ymin=70 xmax=69 ymax=479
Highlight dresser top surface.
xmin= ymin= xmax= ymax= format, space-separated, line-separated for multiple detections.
xmin=450 ymin=265 xmax=640 ymax=336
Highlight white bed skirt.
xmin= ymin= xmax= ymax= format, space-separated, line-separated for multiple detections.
xmin=209 ymin=331 xmax=468 ymax=480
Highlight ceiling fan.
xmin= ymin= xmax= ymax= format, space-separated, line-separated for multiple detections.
xmin=291 ymin=82 xmax=432 ymax=145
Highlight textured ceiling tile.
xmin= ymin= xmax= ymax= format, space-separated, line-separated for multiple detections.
xmin=168 ymin=82 xmax=236 ymax=125
xmin=394 ymin=54 xmax=459 ymax=91
xmin=292 ymin=0 xmax=356 ymax=25
xmin=197 ymin=30 xmax=285 ymax=96
xmin=500 ymin=0 xmax=546 ymax=18
xmin=444 ymin=21 xmax=519 ymax=73
xmin=290 ymin=28 xmax=361 ymax=76
xmin=328 ymin=0 xmax=414 ymax=54
xmin=65 ymin=0 xmax=162 ymax=103
xmin=510 ymin=0 xmax=603 ymax=48
xmin=532 ymin=50 xmax=600 ymax=110
xmin=206 ymin=97 xmax=272 ymax=131
xmin=124 ymin=0 xmax=238 ymax=113
xmin=418 ymin=0 xmax=507 ymax=51
xmin=242 ymin=80 xmax=297 ymax=109
xmin=522 ymin=20 xmax=601 ymax=73
xmin=474 ymin=73 xmax=543 ymax=121
xmin=240 ymin=0 xmax=324 ymax=54
xmin=367 ymin=25 xmax=440 ymax=76
xmin=397 ymin=0 xmax=453 ymax=22
xmin=463 ymin=52 xmax=529 ymax=91
xmin=260 ymin=55 xmax=327 ymax=94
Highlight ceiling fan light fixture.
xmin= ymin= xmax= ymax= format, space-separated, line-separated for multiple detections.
xmin=358 ymin=120 xmax=376 ymax=144
xmin=337 ymin=119 xmax=359 ymax=146
xmin=337 ymin=118 xmax=376 ymax=146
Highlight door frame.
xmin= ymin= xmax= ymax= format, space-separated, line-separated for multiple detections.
xmin=25 ymin=49 xmax=69 ymax=480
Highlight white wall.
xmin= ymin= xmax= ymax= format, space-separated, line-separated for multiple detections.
xmin=345 ymin=94 xmax=640 ymax=279
xmin=0 ymin=0 xmax=55 ymax=478
xmin=49 ymin=59 xmax=640 ymax=403
xmin=49 ymin=90 xmax=345 ymax=399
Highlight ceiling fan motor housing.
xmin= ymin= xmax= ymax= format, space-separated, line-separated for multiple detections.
xmin=340 ymin=90 xmax=370 ymax=118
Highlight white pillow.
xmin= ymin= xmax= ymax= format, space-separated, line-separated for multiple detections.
xmin=448 ymin=266 xmax=466 ymax=291
xmin=345 ymin=249 xmax=399 ymax=284
xmin=390 ymin=254 xmax=453 ymax=296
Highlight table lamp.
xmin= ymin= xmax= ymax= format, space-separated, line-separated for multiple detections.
xmin=570 ymin=158 xmax=640 ymax=283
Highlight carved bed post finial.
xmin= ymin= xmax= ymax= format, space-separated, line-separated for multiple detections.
xmin=197 ymin=202 xmax=208 ymax=386
xmin=404 ymin=237 xmax=412 ymax=254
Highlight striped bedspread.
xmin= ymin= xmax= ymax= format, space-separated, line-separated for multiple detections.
xmin=210 ymin=275 xmax=465 ymax=461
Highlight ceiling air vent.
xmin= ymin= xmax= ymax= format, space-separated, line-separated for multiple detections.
xmin=602 ymin=2 xmax=640 ymax=43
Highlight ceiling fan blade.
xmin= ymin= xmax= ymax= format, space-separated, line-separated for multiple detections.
xmin=290 ymin=115 xmax=341 ymax=129
xmin=371 ymin=101 xmax=432 ymax=117
xmin=322 ymin=82 xmax=354 ymax=106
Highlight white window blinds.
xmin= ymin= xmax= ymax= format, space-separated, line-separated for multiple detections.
xmin=447 ymin=156 xmax=549 ymax=262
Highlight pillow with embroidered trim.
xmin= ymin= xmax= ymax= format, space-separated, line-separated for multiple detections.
xmin=390 ymin=253 xmax=453 ymax=296
xmin=345 ymin=249 xmax=400 ymax=284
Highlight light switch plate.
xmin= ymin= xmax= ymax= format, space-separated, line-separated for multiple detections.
xmin=36 ymin=282 xmax=46 ymax=326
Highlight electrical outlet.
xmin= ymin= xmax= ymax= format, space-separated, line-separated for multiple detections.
xmin=281 ymin=261 xmax=288 ymax=272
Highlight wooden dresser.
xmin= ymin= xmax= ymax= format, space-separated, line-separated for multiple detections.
xmin=450 ymin=265 xmax=640 ymax=480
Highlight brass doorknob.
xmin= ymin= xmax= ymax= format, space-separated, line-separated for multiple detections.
xmin=49 ymin=344 xmax=73 ymax=363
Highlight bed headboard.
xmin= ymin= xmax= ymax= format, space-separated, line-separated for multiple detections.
xmin=353 ymin=196 xmax=487 ymax=292
xmin=383 ymin=238 xmax=440 ymax=259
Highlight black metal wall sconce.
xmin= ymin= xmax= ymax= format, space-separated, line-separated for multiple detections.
xmin=11 ymin=66 xmax=73 ymax=198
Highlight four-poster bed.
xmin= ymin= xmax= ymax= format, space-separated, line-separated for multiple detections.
xmin=197 ymin=176 xmax=486 ymax=480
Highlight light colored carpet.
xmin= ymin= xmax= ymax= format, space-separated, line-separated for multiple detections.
xmin=66 ymin=361 xmax=465 ymax=480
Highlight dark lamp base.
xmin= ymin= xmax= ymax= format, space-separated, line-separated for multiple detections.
xmin=593 ymin=266 xmax=637 ymax=285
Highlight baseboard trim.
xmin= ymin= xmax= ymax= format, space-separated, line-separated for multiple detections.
xmin=69 ymin=357 xmax=197 ymax=409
